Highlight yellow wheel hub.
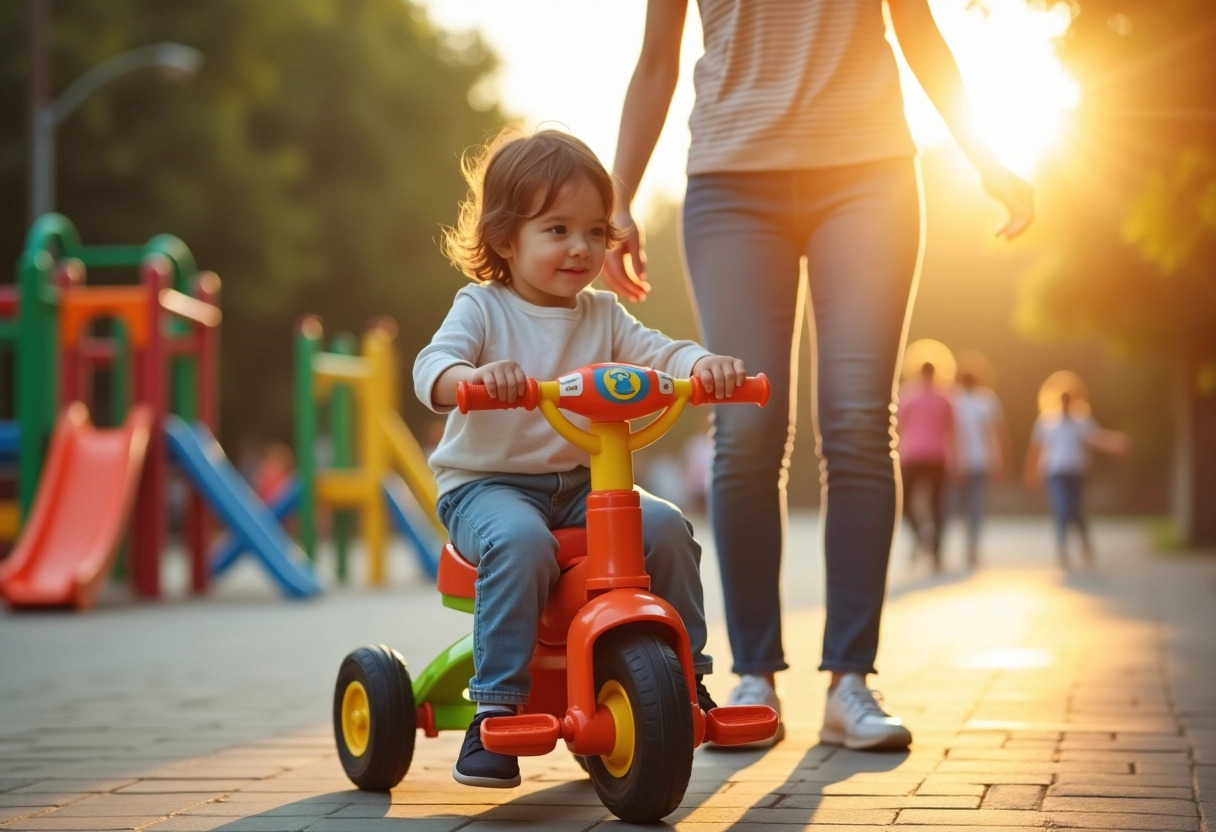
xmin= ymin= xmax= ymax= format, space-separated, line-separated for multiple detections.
xmin=597 ymin=679 xmax=635 ymax=777
xmin=341 ymin=680 xmax=371 ymax=757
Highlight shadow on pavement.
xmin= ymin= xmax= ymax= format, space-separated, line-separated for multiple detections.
xmin=196 ymin=741 xmax=908 ymax=829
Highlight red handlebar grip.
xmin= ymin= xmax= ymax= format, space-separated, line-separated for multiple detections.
xmin=457 ymin=378 xmax=540 ymax=413
xmin=691 ymin=374 xmax=771 ymax=407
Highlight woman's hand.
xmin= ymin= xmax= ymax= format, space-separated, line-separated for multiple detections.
xmin=980 ymin=165 xmax=1035 ymax=240
xmin=471 ymin=360 xmax=528 ymax=403
xmin=601 ymin=208 xmax=652 ymax=302
xmin=692 ymin=354 xmax=747 ymax=399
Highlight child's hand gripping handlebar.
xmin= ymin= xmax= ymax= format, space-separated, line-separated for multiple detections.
xmin=457 ymin=363 xmax=768 ymax=467
xmin=457 ymin=363 xmax=769 ymax=419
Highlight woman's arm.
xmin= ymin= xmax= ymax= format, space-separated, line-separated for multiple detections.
xmin=603 ymin=0 xmax=688 ymax=301
xmin=887 ymin=0 xmax=1034 ymax=239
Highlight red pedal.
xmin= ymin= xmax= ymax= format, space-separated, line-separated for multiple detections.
xmin=703 ymin=705 xmax=779 ymax=746
xmin=480 ymin=713 xmax=563 ymax=756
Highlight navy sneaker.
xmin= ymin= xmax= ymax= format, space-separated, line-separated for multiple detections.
xmin=452 ymin=711 xmax=521 ymax=788
xmin=695 ymin=674 xmax=718 ymax=712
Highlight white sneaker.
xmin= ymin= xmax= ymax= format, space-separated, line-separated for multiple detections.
xmin=707 ymin=674 xmax=785 ymax=749
xmin=820 ymin=673 xmax=912 ymax=750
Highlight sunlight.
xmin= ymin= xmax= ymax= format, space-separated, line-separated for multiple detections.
xmin=956 ymin=647 xmax=1056 ymax=670
xmin=423 ymin=0 xmax=1081 ymax=209
xmin=897 ymin=0 xmax=1080 ymax=177
xmin=419 ymin=0 xmax=700 ymax=217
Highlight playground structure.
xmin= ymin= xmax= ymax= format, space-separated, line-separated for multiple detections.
xmin=295 ymin=317 xmax=441 ymax=583
xmin=207 ymin=316 xmax=444 ymax=587
xmin=0 ymin=214 xmax=320 ymax=609
xmin=0 ymin=287 xmax=25 ymax=543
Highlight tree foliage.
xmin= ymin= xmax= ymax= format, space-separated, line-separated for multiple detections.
xmin=0 ymin=0 xmax=504 ymax=441
xmin=1017 ymin=0 xmax=1216 ymax=376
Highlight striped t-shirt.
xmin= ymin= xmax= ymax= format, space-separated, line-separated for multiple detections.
xmin=687 ymin=0 xmax=917 ymax=174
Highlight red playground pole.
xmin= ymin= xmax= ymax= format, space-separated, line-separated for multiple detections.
xmin=132 ymin=256 xmax=168 ymax=598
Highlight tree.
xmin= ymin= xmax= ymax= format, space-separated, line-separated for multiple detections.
xmin=1017 ymin=0 xmax=1216 ymax=545
xmin=0 ymin=0 xmax=504 ymax=444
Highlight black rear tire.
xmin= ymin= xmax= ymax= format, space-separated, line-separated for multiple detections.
xmin=333 ymin=644 xmax=416 ymax=790
xmin=585 ymin=628 xmax=693 ymax=822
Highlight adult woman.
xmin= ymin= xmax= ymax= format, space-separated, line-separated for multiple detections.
xmin=604 ymin=0 xmax=1033 ymax=749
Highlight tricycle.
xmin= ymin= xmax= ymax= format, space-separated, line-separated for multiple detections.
xmin=333 ymin=362 xmax=778 ymax=822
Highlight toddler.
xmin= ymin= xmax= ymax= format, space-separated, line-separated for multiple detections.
xmin=413 ymin=126 xmax=746 ymax=788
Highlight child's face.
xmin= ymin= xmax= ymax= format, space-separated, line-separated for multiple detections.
xmin=495 ymin=176 xmax=609 ymax=308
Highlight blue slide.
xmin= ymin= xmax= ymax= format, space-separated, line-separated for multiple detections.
xmin=209 ymin=477 xmax=300 ymax=578
xmin=383 ymin=476 xmax=442 ymax=580
xmin=208 ymin=474 xmax=441 ymax=583
xmin=0 ymin=420 xmax=20 ymax=463
xmin=164 ymin=416 xmax=321 ymax=599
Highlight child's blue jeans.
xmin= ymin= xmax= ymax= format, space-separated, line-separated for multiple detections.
xmin=436 ymin=466 xmax=712 ymax=707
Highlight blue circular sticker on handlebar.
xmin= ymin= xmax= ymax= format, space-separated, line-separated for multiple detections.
xmin=593 ymin=366 xmax=649 ymax=404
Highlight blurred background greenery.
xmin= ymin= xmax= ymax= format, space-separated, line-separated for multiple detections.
xmin=0 ymin=0 xmax=1212 ymax=543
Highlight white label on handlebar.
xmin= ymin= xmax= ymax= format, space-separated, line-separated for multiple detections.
xmin=558 ymin=373 xmax=583 ymax=396
xmin=657 ymin=372 xmax=674 ymax=395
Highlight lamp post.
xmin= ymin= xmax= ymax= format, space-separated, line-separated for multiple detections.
xmin=27 ymin=4 xmax=203 ymax=222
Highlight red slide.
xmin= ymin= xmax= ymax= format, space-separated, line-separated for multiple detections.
xmin=0 ymin=404 xmax=151 ymax=610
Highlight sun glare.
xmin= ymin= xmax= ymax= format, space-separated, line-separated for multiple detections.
xmin=896 ymin=0 xmax=1080 ymax=178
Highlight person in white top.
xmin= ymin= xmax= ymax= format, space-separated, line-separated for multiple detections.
xmin=951 ymin=371 xmax=1010 ymax=566
xmin=1024 ymin=390 xmax=1129 ymax=568
xmin=413 ymin=127 xmax=746 ymax=788
xmin=605 ymin=0 xmax=1034 ymax=752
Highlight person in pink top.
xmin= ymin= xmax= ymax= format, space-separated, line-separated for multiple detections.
xmin=896 ymin=362 xmax=955 ymax=569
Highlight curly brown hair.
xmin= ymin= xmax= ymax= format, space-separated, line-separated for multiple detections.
xmin=441 ymin=126 xmax=624 ymax=285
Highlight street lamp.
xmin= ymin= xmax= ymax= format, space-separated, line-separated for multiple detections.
xmin=28 ymin=39 xmax=204 ymax=221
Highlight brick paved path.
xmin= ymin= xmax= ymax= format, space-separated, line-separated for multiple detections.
xmin=1 ymin=516 xmax=1212 ymax=831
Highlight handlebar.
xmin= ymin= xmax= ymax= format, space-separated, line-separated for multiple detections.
xmin=456 ymin=363 xmax=769 ymax=466
xmin=688 ymin=375 xmax=769 ymax=407
xmin=456 ymin=378 xmax=541 ymax=413
xmin=456 ymin=364 xmax=769 ymax=418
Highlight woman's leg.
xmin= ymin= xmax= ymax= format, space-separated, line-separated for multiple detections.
xmin=683 ymin=173 xmax=805 ymax=676
xmin=803 ymin=159 xmax=923 ymax=675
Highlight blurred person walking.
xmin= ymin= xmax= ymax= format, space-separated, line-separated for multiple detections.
xmin=896 ymin=362 xmax=954 ymax=570
xmin=951 ymin=368 xmax=1009 ymax=566
xmin=1024 ymin=389 xmax=1129 ymax=568
xmin=605 ymin=0 xmax=1033 ymax=750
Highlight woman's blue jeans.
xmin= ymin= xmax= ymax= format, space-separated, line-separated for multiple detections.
xmin=683 ymin=160 xmax=922 ymax=676
xmin=437 ymin=467 xmax=711 ymax=706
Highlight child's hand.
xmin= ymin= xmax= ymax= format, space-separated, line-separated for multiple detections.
xmin=472 ymin=360 xmax=528 ymax=402
xmin=692 ymin=355 xmax=747 ymax=399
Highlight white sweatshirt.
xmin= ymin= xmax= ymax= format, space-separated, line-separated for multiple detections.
xmin=413 ymin=282 xmax=712 ymax=497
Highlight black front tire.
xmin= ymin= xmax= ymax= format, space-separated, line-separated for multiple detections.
xmin=585 ymin=628 xmax=693 ymax=822
xmin=333 ymin=644 xmax=416 ymax=790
